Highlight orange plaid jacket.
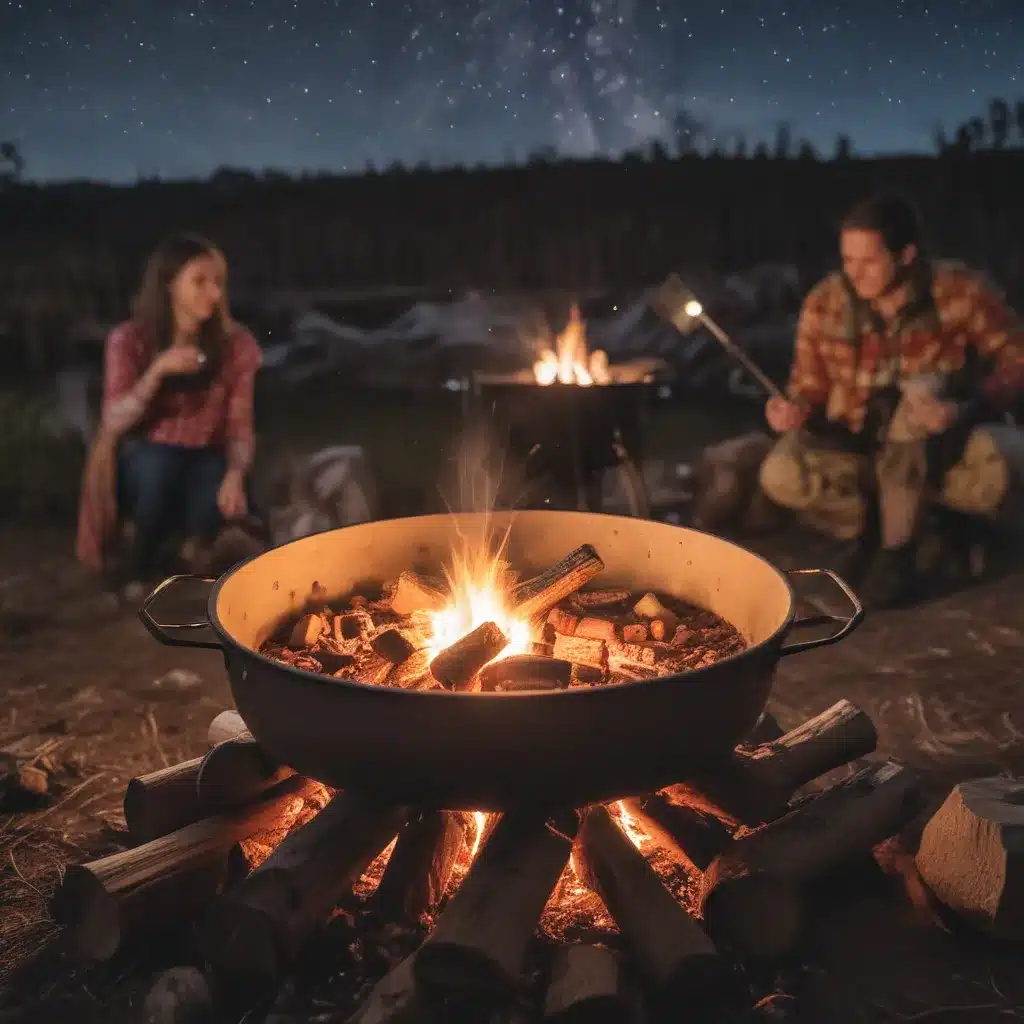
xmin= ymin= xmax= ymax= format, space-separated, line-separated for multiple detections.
xmin=787 ymin=262 xmax=1024 ymax=432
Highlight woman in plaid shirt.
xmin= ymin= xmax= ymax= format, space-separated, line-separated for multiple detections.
xmin=76 ymin=233 xmax=263 ymax=594
xmin=758 ymin=193 xmax=1024 ymax=608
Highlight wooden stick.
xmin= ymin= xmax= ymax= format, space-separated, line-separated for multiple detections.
xmin=478 ymin=655 xmax=572 ymax=692
xmin=543 ymin=943 xmax=632 ymax=1024
xmin=205 ymin=793 xmax=407 ymax=997
xmin=512 ymin=545 xmax=605 ymax=620
xmin=413 ymin=809 xmax=579 ymax=1003
xmin=370 ymin=810 xmax=469 ymax=923
xmin=574 ymin=806 xmax=725 ymax=1008
xmin=700 ymin=758 xmax=921 ymax=960
xmin=429 ymin=621 xmax=508 ymax=691
xmin=50 ymin=775 xmax=316 ymax=962
xmin=677 ymin=700 xmax=878 ymax=825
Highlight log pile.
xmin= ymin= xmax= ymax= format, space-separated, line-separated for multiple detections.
xmin=49 ymin=699 xmax=931 ymax=1023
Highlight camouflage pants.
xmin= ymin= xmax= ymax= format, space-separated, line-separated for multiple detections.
xmin=758 ymin=421 xmax=1022 ymax=544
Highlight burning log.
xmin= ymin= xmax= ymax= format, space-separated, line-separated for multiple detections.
xmin=414 ymin=809 xmax=579 ymax=1003
xmin=388 ymin=570 xmax=448 ymax=615
xmin=370 ymin=627 xmax=423 ymax=663
xmin=478 ymin=655 xmax=572 ymax=692
xmin=512 ymin=544 xmax=605 ymax=620
xmin=547 ymin=608 xmax=580 ymax=636
xmin=619 ymin=791 xmax=734 ymax=873
xmin=569 ymin=589 xmax=632 ymax=610
xmin=574 ymin=806 xmax=725 ymax=1007
xmin=335 ymin=609 xmax=374 ymax=640
xmin=677 ymin=699 xmax=878 ymax=825
xmin=205 ymin=793 xmax=407 ymax=997
xmin=386 ymin=649 xmax=434 ymax=689
xmin=370 ymin=810 xmax=469 ymax=923
xmin=50 ymin=775 xmax=316 ymax=962
xmin=429 ymin=621 xmax=508 ymax=691
xmin=574 ymin=617 xmax=618 ymax=642
xmin=700 ymin=758 xmax=921 ymax=960
xmin=543 ymin=943 xmax=632 ymax=1024
xmin=621 ymin=623 xmax=648 ymax=643
xmin=552 ymin=635 xmax=608 ymax=675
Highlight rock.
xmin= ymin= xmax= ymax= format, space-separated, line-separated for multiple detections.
xmin=143 ymin=966 xmax=214 ymax=1024
xmin=915 ymin=776 xmax=1024 ymax=940
xmin=152 ymin=669 xmax=203 ymax=692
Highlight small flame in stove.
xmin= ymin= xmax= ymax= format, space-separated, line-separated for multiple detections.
xmin=533 ymin=303 xmax=611 ymax=387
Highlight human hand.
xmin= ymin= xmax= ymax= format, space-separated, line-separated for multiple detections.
xmin=155 ymin=344 xmax=206 ymax=377
xmin=765 ymin=396 xmax=807 ymax=433
xmin=217 ymin=469 xmax=248 ymax=520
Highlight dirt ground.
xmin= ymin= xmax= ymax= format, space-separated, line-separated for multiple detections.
xmin=2 ymin=391 xmax=1023 ymax=1023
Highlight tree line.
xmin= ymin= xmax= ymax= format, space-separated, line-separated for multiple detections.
xmin=3 ymin=99 xmax=1023 ymax=186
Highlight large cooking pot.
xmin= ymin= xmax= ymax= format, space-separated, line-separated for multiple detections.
xmin=140 ymin=511 xmax=862 ymax=810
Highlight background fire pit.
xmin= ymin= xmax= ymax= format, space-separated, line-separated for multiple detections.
xmin=470 ymin=365 xmax=664 ymax=514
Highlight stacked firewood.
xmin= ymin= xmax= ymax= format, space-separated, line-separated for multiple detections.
xmin=49 ymin=701 xmax=925 ymax=1023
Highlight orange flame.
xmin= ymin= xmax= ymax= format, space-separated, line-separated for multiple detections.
xmin=427 ymin=538 xmax=532 ymax=667
xmin=533 ymin=303 xmax=610 ymax=387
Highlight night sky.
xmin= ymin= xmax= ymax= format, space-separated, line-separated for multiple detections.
xmin=2 ymin=0 xmax=1020 ymax=183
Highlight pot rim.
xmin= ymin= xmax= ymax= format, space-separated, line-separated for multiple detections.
xmin=202 ymin=510 xmax=803 ymax=700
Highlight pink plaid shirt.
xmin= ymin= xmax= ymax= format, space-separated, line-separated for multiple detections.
xmin=101 ymin=320 xmax=262 ymax=456
xmin=75 ymin=319 xmax=262 ymax=571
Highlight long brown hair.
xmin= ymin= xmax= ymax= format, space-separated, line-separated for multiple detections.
xmin=131 ymin=232 xmax=233 ymax=384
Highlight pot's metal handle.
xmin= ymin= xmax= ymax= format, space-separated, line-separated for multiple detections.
xmin=779 ymin=568 xmax=864 ymax=656
xmin=138 ymin=574 xmax=221 ymax=650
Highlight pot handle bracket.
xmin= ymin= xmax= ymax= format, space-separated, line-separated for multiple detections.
xmin=138 ymin=574 xmax=221 ymax=650
xmin=779 ymin=568 xmax=864 ymax=656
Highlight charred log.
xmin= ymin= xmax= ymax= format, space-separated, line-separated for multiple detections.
xmin=414 ymin=808 xmax=579 ymax=1004
xmin=543 ymin=942 xmax=632 ymax=1024
xmin=478 ymin=655 xmax=572 ymax=692
xmin=512 ymin=545 xmax=605 ymax=620
xmin=700 ymin=758 xmax=921 ymax=959
xmin=429 ymin=621 xmax=508 ymax=691
xmin=50 ymin=775 xmax=316 ymax=962
xmin=205 ymin=793 xmax=407 ymax=998
xmin=370 ymin=810 xmax=469 ymax=923
xmin=574 ymin=806 xmax=725 ymax=1008
xmin=678 ymin=699 xmax=878 ymax=825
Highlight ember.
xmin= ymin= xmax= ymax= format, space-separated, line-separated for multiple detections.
xmin=259 ymin=540 xmax=747 ymax=691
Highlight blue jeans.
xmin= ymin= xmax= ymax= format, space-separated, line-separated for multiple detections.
xmin=117 ymin=440 xmax=240 ymax=578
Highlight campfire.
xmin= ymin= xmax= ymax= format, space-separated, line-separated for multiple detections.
xmin=257 ymin=540 xmax=746 ymax=691
xmin=48 ymin=699 xmax=921 ymax=1023
xmin=532 ymin=303 xmax=611 ymax=387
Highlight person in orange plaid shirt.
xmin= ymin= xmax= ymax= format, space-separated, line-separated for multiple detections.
xmin=75 ymin=233 xmax=263 ymax=599
xmin=758 ymin=192 xmax=1024 ymax=608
